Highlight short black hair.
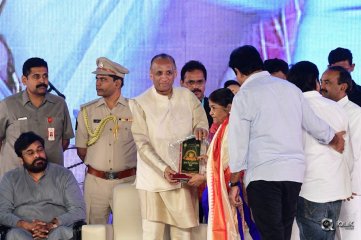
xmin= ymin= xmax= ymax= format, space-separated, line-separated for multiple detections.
xmin=14 ymin=132 xmax=45 ymax=158
xmin=223 ymin=80 xmax=240 ymax=88
xmin=327 ymin=66 xmax=353 ymax=94
xmin=109 ymin=74 xmax=124 ymax=87
xmin=22 ymin=57 xmax=48 ymax=77
xmin=209 ymin=88 xmax=234 ymax=108
xmin=180 ymin=60 xmax=207 ymax=81
xmin=229 ymin=45 xmax=264 ymax=76
xmin=264 ymin=58 xmax=289 ymax=75
xmin=287 ymin=61 xmax=319 ymax=93
xmin=328 ymin=47 xmax=353 ymax=65
xmin=150 ymin=53 xmax=176 ymax=69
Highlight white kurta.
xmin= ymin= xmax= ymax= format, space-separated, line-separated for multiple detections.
xmin=130 ymin=86 xmax=208 ymax=228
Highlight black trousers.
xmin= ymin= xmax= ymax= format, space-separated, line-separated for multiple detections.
xmin=247 ymin=180 xmax=302 ymax=240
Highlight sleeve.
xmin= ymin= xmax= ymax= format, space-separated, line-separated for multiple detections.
xmin=75 ymin=108 xmax=88 ymax=149
xmin=61 ymin=100 xmax=75 ymax=140
xmin=0 ymin=100 xmax=8 ymax=140
xmin=56 ymin=172 xmax=86 ymax=226
xmin=300 ymin=94 xmax=334 ymax=144
xmin=228 ymin=94 xmax=251 ymax=173
xmin=190 ymin=93 xmax=209 ymax=132
xmin=0 ymin=175 xmax=21 ymax=227
xmin=129 ymin=99 xmax=168 ymax=175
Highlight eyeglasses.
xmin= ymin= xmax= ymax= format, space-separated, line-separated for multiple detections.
xmin=184 ymin=79 xmax=205 ymax=86
xmin=22 ymin=147 xmax=45 ymax=158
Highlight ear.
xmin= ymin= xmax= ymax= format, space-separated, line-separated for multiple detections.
xmin=340 ymin=82 xmax=348 ymax=92
xmin=180 ymin=80 xmax=185 ymax=87
xmin=21 ymin=75 xmax=27 ymax=85
xmin=226 ymin=103 xmax=232 ymax=113
xmin=350 ymin=63 xmax=355 ymax=72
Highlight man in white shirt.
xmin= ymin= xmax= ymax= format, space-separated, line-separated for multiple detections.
xmin=227 ymin=45 xmax=345 ymax=240
xmin=320 ymin=66 xmax=361 ymax=239
xmin=288 ymin=61 xmax=352 ymax=240
xmin=130 ymin=53 xmax=208 ymax=240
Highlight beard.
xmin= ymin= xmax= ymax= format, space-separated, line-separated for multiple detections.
xmin=23 ymin=157 xmax=48 ymax=173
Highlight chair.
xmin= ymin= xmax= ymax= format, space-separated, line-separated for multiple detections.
xmin=0 ymin=221 xmax=86 ymax=240
xmin=81 ymin=182 xmax=207 ymax=240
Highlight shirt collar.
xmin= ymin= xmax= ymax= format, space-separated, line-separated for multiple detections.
xmin=337 ymin=95 xmax=349 ymax=107
xmin=151 ymin=85 xmax=173 ymax=100
xmin=303 ymin=90 xmax=322 ymax=99
xmin=240 ymin=71 xmax=270 ymax=89
xmin=96 ymin=95 xmax=128 ymax=108
xmin=21 ymin=90 xmax=54 ymax=106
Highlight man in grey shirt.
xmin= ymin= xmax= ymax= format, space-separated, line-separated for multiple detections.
xmin=0 ymin=132 xmax=85 ymax=240
xmin=0 ymin=57 xmax=74 ymax=178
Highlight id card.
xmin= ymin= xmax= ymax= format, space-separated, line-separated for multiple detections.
xmin=48 ymin=128 xmax=55 ymax=141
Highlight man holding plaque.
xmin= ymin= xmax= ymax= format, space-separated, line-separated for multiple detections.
xmin=130 ymin=53 xmax=208 ymax=240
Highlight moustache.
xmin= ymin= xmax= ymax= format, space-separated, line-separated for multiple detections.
xmin=36 ymin=83 xmax=48 ymax=89
xmin=33 ymin=157 xmax=47 ymax=164
xmin=192 ymin=89 xmax=201 ymax=93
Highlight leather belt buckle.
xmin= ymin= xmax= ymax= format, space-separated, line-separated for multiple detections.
xmin=105 ymin=171 xmax=116 ymax=180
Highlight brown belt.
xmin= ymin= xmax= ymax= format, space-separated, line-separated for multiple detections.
xmin=87 ymin=165 xmax=136 ymax=180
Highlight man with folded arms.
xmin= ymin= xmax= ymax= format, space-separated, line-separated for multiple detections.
xmin=76 ymin=57 xmax=137 ymax=224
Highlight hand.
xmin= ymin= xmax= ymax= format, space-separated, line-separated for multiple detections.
xmin=197 ymin=154 xmax=208 ymax=164
xmin=185 ymin=173 xmax=206 ymax=187
xmin=345 ymin=192 xmax=357 ymax=201
xmin=31 ymin=219 xmax=49 ymax=239
xmin=194 ymin=128 xmax=208 ymax=141
xmin=329 ymin=131 xmax=345 ymax=153
xmin=164 ymin=166 xmax=179 ymax=184
xmin=229 ymin=185 xmax=242 ymax=207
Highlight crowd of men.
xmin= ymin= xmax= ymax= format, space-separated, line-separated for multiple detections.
xmin=0 ymin=45 xmax=360 ymax=240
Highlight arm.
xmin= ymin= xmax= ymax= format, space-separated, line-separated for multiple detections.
xmin=190 ymin=93 xmax=209 ymax=139
xmin=129 ymin=100 xmax=169 ymax=176
xmin=0 ymin=176 xmax=21 ymax=227
xmin=75 ymin=110 xmax=88 ymax=162
xmin=62 ymin=139 xmax=70 ymax=151
xmin=55 ymin=172 xmax=86 ymax=226
xmin=61 ymin=101 xmax=75 ymax=142
xmin=300 ymin=94 xmax=335 ymax=144
xmin=228 ymin=95 xmax=250 ymax=173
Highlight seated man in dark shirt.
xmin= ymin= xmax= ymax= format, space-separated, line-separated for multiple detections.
xmin=0 ymin=132 xmax=85 ymax=240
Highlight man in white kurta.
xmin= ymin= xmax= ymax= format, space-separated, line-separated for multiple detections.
xmin=320 ymin=66 xmax=361 ymax=239
xmin=130 ymin=54 xmax=208 ymax=240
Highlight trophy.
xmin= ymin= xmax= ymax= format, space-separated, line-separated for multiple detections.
xmin=171 ymin=137 xmax=201 ymax=182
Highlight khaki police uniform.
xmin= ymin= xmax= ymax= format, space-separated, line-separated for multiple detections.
xmin=75 ymin=57 xmax=137 ymax=224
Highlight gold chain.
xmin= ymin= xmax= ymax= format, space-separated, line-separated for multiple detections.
xmin=82 ymin=108 xmax=118 ymax=146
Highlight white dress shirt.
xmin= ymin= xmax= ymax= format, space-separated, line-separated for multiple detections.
xmin=299 ymin=91 xmax=352 ymax=202
xmin=338 ymin=95 xmax=361 ymax=195
xmin=228 ymin=71 xmax=335 ymax=187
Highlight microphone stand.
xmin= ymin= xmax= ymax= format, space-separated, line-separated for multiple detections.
xmin=47 ymin=81 xmax=66 ymax=99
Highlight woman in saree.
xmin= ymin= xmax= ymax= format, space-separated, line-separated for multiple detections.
xmin=187 ymin=88 xmax=260 ymax=240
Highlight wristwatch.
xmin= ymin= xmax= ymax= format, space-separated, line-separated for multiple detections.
xmin=229 ymin=181 xmax=238 ymax=187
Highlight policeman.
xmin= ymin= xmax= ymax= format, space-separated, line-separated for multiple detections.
xmin=76 ymin=57 xmax=137 ymax=224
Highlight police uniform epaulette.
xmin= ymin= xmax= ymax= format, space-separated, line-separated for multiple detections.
xmin=80 ymin=98 xmax=101 ymax=109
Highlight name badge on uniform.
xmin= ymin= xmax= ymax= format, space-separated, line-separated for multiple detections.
xmin=48 ymin=128 xmax=55 ymax=141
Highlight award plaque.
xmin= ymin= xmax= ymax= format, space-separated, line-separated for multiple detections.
xmin=172 ymin=137 xmax=201 ymax=181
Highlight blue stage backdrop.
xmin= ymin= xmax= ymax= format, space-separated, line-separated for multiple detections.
xmin=1 ymin=0 xmax=361 ymax=132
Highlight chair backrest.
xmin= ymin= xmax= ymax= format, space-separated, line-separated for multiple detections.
xmin=112 ymin=183 xmax=142 ymax=240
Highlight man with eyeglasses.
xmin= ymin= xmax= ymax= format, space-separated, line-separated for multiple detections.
xmin=0 ymin=57 xmax=74 ymax=179
xmin=75 ymin=57 xmax=137 ymax=224
xmin=0 ymin=131 xmax=85 ymax=240
xmin=181 ymin=60 xmax=213 ymax=128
